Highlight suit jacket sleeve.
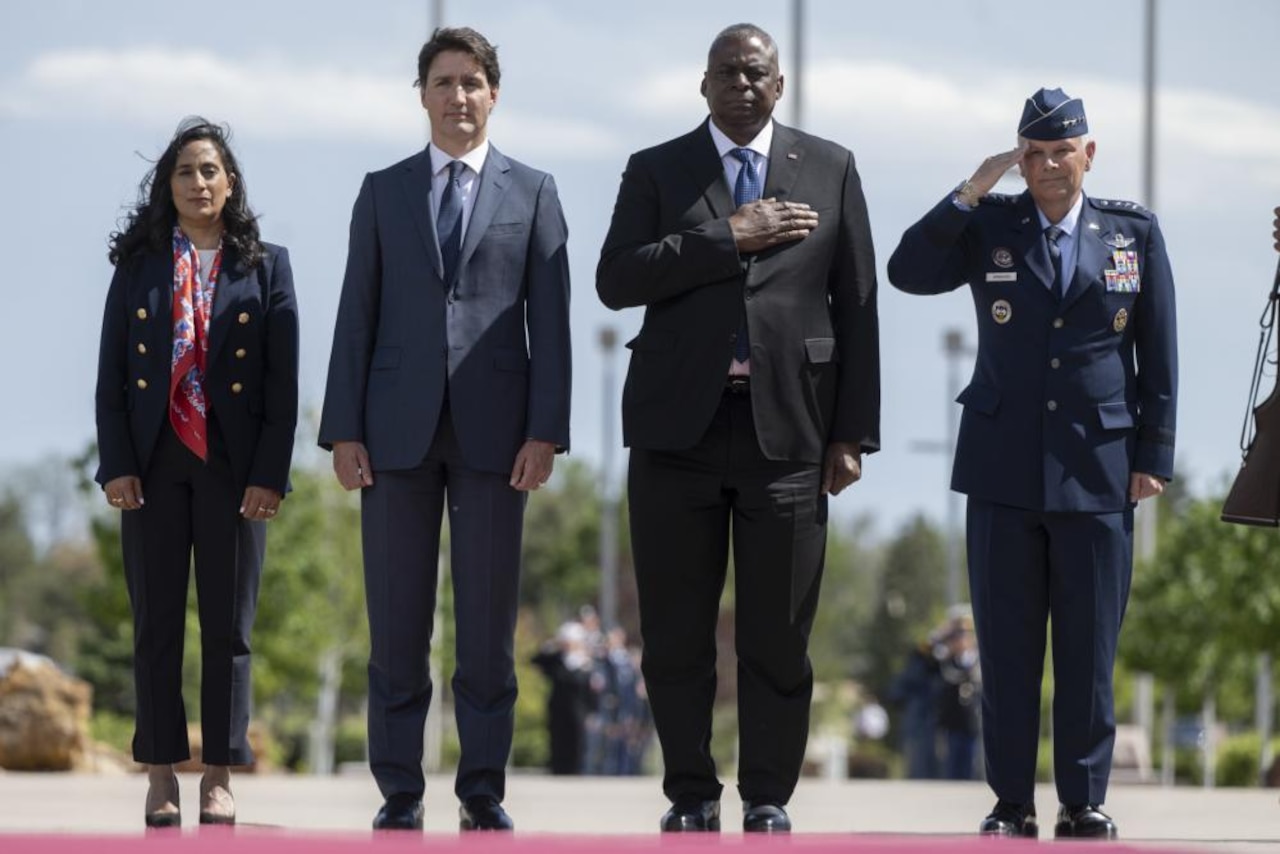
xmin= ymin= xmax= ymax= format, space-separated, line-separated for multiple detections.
xmin=595 ymin=151 xmax=743 ymax=310
xmin=524 ymin=173 xmax=572 ymax=449
xmin=831 ymin=149 xmax=882 ymax=451
xmin=886 ymin=194 xmax=974 ymax=295
xmin=248 ymin=246 xmax=300 ymax=493
xmin=95 ymin=262 xmax=139 ymax=485
xmin=1132 ymin=214 xmax=1178 ymax=479
xmin=318 ymin=174 xmax=381 ymax=450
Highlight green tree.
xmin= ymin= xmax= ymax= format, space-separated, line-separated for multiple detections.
xmin=1123 ymin=493 xmax=1280 ymax=720
xmin=0 ymin=494 xmax=39 ymax=647
xmin=809 ymin=513 xmax=882 ymax=683
xmin=861 ymin=514 xmax=948 ymax=700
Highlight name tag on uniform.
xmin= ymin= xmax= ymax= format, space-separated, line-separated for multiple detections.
xmin=985 ymin=272 xmax=1017 ymax=282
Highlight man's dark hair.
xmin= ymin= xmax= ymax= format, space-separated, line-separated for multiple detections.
xmin=108 ymin=116 xmax=262 ymax=268
xmin=708 ymin=23 xmax=779 ymax=67
xmin=414 ymin=27 xmax=501 ymax=90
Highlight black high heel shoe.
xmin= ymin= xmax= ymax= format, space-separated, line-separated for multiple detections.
xmin=144 ymin=773 xmax=181 ymax=828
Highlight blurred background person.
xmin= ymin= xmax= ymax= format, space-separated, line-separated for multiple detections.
xmin=888 ymin=631 xmax=942 ymax=780
xmin=532 ymin=620 xmax=594 ymax=774
xmin=95 ymin=117 xmax=299 ymax=827
xmin=935 ymin=610 xmax=981 ymax=781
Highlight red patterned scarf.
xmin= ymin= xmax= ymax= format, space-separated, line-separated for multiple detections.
xmin=169 ymin=227 xmax=222 ymax=460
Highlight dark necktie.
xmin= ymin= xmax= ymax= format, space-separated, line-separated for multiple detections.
xmin=731 ymin=148 xmax=761 ymax=363
xmin=1045 ymin=225 xmax=1065 ymax=295
xmin=437 ymin=160 xmax=465 ymax=283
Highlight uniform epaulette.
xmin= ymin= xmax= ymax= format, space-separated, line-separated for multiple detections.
xmin=1090 ymin=197 xmax=1152 ymax=218
xmin=980 ymin=193 xmax=1019 ymax=206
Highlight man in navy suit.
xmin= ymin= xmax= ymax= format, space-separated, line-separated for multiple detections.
xmin=598 ymin=23 xmax=879 ymax=834
xmin=319 ymin=27 xmax=571 ymax=832
xmin=888 ymin=88 xmax=1177 ymax=841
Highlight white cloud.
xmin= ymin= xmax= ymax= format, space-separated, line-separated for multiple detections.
xmin=0 ymin=47 xmax=623 ymax=156
xmin=628 ymin=57 xmax=1280 ymax=196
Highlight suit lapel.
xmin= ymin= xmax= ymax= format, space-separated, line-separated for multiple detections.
xmin=1061 ymin=197 xmax=1109 ymax=311
xmin=762 ymin=123 xmax=803 ymax=201
xmin=208 ymin=247 xmax=249 ymax=365
xmin=678 ymin=121 xmax=735 ymax=219
xmin=455 ymin=146 xmax=511 ymax=283
xmin=142 ymin=252 xmax=174 ymax=370
xmin=400 ymin=148 xmax=445 ymax=280
xmin=1014 ymin=192 xmax=1056 ymax=293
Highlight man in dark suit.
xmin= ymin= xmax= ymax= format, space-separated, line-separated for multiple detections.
xmin=888 ymin=88 xmax=1178 ymax=841
xmin=596 ymin=23 xmax=879 ymax=834
xmin=319 ymin=27 xmax=571 ymax=832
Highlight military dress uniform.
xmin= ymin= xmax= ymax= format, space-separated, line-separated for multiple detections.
xmin=887 ymin=90 xmax=1177 ymax=838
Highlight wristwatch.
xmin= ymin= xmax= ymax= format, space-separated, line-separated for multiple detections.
xmin=954 ymin=180 xmax=981 ymax=208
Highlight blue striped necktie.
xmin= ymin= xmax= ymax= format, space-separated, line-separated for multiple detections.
xmin=1045 ymin=225 xmax=1065 ymax=295
xmin=437 ymin=160 xmax=464 ymax=282
xmin=731 ymin=148 xmax=760 ymax=363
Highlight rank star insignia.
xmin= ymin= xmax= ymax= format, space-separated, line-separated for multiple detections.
xmin=1113 ymin=307 xmax=1129 ymax=333
xmin=992 ymin=248 xmax=1014 ymax=268
xmin=1105 ymin=233 xmax=1135 ymax=249
xmin=992 ymin=299 xmax=1012 ymax=325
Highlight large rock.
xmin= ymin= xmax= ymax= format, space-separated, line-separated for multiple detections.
xmin=0 ymin=649 xmax=92 ymax=771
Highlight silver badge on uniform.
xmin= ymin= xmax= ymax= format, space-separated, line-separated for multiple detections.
xmin=992 ymin=248 xmax=1014 ymax=268
xmin=1105 ymin=233 xmax=1135 ymax=249
xmin=992 ymin=299 xmax=1012 ymax=325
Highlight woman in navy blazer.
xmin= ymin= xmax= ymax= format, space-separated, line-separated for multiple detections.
xmin=95 ymin=118 xmax=298 ymax=827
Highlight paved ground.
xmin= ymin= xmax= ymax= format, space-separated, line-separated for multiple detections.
xmin=0 ymin=772 xmax=1277 ymax=851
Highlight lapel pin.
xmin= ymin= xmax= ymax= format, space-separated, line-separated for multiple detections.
xmin=786 ymin=152 xmax=798 ymax=160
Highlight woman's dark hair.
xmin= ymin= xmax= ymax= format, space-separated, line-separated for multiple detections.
xmin=414 ymin=27 xmax=501 ymax=91
xmin=108 ymin=116 xmax=262 ymax=268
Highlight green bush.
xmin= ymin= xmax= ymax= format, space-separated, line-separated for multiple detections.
xmin=1213 ymin=732 xmax=1280 ymax=787
xmin=89 ymin=710 xmax=134 ymax=755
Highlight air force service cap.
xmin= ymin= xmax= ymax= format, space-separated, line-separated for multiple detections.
xmin=1018 ymin=87 xmax=1088 ymax=140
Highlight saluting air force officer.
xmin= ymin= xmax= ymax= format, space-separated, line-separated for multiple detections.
xmin=888 ymin=88 xmax=1177 ymax=841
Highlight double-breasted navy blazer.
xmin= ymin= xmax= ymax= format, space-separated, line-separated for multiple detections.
xmin=318 ymin=146 xmax=571 ymax=474
xmin=95 ymin=244 xmax=299 ymax=494
xmin=888 ymin=191 xmax=1177 ymax=513
xmin=597 ymin=120 xmax=880 ymax=464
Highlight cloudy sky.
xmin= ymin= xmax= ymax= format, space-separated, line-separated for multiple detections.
xmin=2 ymin=0 xmax=1278 ymax=540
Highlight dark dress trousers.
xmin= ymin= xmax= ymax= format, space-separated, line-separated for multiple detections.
xmin=95 ymin=244 xmax=299 ymax=764
xmin=318 ymin=145 xmax=571 ymax=803
xmin=597 ymin=120 xmax=879 ymax=806
xmin=888 ymin=191 xmax=1177 ymax=806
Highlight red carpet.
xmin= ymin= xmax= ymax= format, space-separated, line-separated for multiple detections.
xmin=0 ymin=831 xmax=1201 ymax=853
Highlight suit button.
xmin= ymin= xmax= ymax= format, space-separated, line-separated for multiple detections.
xmin=1052 ymin=318 xmax=1064 ymax=329
xmin=136 ymin=343 xmax=147 ymax=355
xmin=745 ymin=292 xmax=754 ymax=301
xmin=237 ymin=312 xmax=251 ymax=325
xmin=1050 ymin=358 xmax=1060 ymax=369
xmin=136 ymin=378 xmax=148 ymax=390
xmin=136 ymin=308 xmax=148 ymax=320
xmin=1046 ymin=400 xmax=1058 ymax=412
xmin=231 ymin=382 xmax=243 ymax=394
xmin=235 ymin=348 xmax=247 ymax=359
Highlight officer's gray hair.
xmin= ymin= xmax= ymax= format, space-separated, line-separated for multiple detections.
xmin=708 ymin=24 xmax=779 ymax=66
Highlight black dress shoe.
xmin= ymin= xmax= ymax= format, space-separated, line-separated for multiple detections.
xmin=659 ymin=799 xmax=720 ymax=832
xmin=144 ymin=810 xmax=181 ymax=829
xmin=743 ymin=802 xmax=791 ymax=833
xmin=1054 ymin=804 xmax=1118 ymax=840
xmin=459 ymin=796 xmax=514 ymax=831
xmin=373 ymin=793 xmax=424 ymax=830
xmin=979 ymin=800 xmax=1038 ymax=838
